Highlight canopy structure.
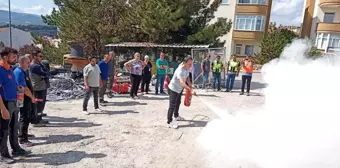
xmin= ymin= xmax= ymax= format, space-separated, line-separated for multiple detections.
xmin=105 ymin=42 xmax=209 ymax=49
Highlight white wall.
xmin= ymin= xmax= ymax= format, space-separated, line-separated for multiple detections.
xmin=212 ymin=1 xmax=237 ymax=57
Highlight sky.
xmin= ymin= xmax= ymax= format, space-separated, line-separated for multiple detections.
xmin=0 ymin=0 xmax=304 ymax=26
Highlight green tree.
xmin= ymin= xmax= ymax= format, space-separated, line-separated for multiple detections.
xmin=42 ymin=0 xmax=232 ymax=56
xmin=32 ymin=35 xmax=69 ymax=65
xmin=0 ymin=41 xmax=4 ymax=47
xmin=255 ymin=29 xmax=297 ymax=65
xmin=42 ymin=0 xmax=128 ymax=57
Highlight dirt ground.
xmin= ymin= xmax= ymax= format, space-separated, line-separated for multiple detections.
xmin=7 ymin=73 xmax=265 ymax=168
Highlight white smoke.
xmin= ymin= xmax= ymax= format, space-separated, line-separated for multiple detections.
xmin=197 ymin=39 xmax=340 ymax=168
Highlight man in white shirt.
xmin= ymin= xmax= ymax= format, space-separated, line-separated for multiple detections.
xmin=167 ymin=57 xmax=196 ymax=129
xmin=82 ymin=57 xmax=103 ymax=115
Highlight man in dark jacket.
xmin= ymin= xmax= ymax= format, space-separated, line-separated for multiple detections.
xmin=106 ymin=51 xmax=116 ymax=98
xmin=29 ymin=50 xmax=50 ymax=125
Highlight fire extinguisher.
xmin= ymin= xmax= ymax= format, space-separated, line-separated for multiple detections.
xmin=164 ymin=75 xmax=170 ymax=89
xmin=184 ymin=89 xmax=192 ymax=107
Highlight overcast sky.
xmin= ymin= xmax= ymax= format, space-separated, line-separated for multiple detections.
xmin=0 ymin=0 xmax=304 ymax=26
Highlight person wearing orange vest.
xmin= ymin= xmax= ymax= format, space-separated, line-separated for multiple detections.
xmin=240 ymin=56 xmax=254 ymax=96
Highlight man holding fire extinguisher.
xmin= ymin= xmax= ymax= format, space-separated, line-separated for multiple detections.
xmin=167 ymin=57 xmax=195 ymax=129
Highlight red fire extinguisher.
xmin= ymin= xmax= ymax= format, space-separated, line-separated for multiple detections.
xmin=164 ymin=75 xmax=170 ymax=89
xmin=184 ymin=89 xmax=192 ymax=107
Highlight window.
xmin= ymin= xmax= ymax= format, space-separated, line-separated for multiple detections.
xmin=235 ymin=15 xmax=265 ymax=31
xmin=235 ymin=44 xmax=242 ymax=55
xmin=245 ymin=45 xmax=254 ymax=56
xmin=238 ymin=0 xmax=266 ymax=4
xmin=316 ymin=33 xmax=340 ymax=50
xmin=324 ymin=13 xmax=335 ymax=23
xmin=221 ymin=0 xmax=229 ymax=4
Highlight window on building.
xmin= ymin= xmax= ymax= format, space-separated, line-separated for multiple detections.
xmin=235 ymin=15 xmax=265 ymax=31
xmin=235 ymin=44 xmax=242 ymax=55
xmin=315 ymin=33 xmax=340 ymax=50
xmin=238 ymin=0 xmax=266 ymax=4
xmin=245 ymin=45 xmax=254 ymax=56
xmin=221 ymin=0 xmax=229 ymax=4
xmin=324 ymin=13 xmax=335 ymax=23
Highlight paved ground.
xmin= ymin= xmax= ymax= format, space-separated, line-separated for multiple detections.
xmin=7 ymin=73 xmax=265 ymax=168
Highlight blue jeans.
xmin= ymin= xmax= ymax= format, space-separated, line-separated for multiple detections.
xmin=212 ymin=72 xmax=221 ymax=90
xmin=202 ymin=73 xmax=209 ymax=89
xmin=226 ymin=73 xmax=236 ymax=91
xmin=155 ymin=74 xmax=165 ymax=93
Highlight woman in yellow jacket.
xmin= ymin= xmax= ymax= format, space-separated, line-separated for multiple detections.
xmin=240 ymin=56 xmax=254 ymax=96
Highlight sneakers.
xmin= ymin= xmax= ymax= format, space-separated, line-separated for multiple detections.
xmin=83 ymin=110 xmax=90 ymax=115
xmin=95 ymin=108 xmax=102 ymax=112
xmin=240 ymin=92 xmax=244 ymax=95
xmin=19 ymin=140 xmax=34 ymax=147
xmin=247 ymin=92 xmax=250 ymax=96
xmin=0 ymin=155 xmax=15 ymax=164
xmin=175 ymin=116 xmax=185 ymax=121
xmin=42 ymin=113 xmax=47 ymax=117
xmin=167 ymin=121 xmax=178 ymax=129
xmin=12 ymin=149 xmax=32 ymax=157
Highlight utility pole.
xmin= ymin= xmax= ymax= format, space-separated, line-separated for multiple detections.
xmin=8 ymin=0 xmax=12 ymax=47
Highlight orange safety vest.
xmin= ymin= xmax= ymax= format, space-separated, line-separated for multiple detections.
xmin=242 ymin=61 xmax=254 ymax=73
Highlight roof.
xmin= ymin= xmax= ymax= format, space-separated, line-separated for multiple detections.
xmin=0 ymin=28 xmax=9 ymax=32
xmin=105 ymin=42 xmax=209 ymax=48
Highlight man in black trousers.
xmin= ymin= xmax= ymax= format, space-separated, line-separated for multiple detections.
xmin=14 ymin=55 xmax=36 ymax=146
xmin=29 ymin=50 xmax=50 ymax=125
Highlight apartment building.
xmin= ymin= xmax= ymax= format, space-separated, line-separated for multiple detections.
xmin=301 ymin=0 xmax=340 ymax=52
xmin=213 ymin=0 xmax=272 ymax=59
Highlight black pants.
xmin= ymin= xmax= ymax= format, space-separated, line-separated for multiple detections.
xmin=141 ymin=74 xmax=151 ymax=93
xmin=99 ymin=80 xmax=108 ymax=101
xmin=34 ymin=90 xmax=47 ymax=121
xmin=83 ymin=87 xmax=99 ymax=111
xmin=241 ymin=75 xmax=252 ymax=93
xmin=19 ymin=97 xmax=31 ymax=142
xmin=0 ymin=101 xmax=21 ymax=156
xmin=130 ymin=74 xmax=142 ymax=97
xmin=167 ymin=89 xmax=182 ymax=124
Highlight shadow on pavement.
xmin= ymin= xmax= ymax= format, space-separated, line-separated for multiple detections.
xmin=19 ymin=151 xmax=106 ymax=166
xmin=44 ymin=116 xmax=86 ymax=123
xmin=31 ymin=134 xmax=95 ymax=146
xmin=104 ymin=101 xmax=147 ymax=106
xmin=230 ymin=81 xmax=267 ymax=90
xmin=140 ymin=96 xmax=169 ymax=101
xmin=91 ymin=110 xmax=139 ymax=115
xmin=45 ymin=122 xmax=102 ymax=128
xmin=195 ymin=94 xmax=219 ymax=97
xmin=178 ymin=120 xmax=208 ymax=128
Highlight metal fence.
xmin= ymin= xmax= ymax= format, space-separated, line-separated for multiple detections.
xmin=191 ymin=47 xmax=226 ymax=89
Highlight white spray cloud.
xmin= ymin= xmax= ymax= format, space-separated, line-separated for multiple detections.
xmin=197 ymin=39 xmax=340 ymax=168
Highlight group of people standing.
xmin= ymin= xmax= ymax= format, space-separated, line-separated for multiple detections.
xmin=201 ymin=54 xmax=254 ymax=96
xmin=123 ymin=52 xmax=168 ymax=99
xmin=0 ymin=47 xmax=53 ymax=164
xmin=82 ymin=51 xmax=116 ymax=115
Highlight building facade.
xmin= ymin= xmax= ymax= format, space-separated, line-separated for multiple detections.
xmin=213 ymin=0 xmax=272 ymax=59
xmin=301 ymin=0 xmax=340 ymax=52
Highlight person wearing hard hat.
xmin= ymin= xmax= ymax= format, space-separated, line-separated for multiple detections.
xmin=211 ymin=55 xmax=223 ymax=91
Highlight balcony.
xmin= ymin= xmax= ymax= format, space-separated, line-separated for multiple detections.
xmin=317 ymin=22 xmax=340 ymax=33
xmin=232 ymin=30 xmax=263 ymax=41
xmin=235 ymin=4 xmax=268 ymax=15
xmin=319 ymin=0 xmax=340 ymax=7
